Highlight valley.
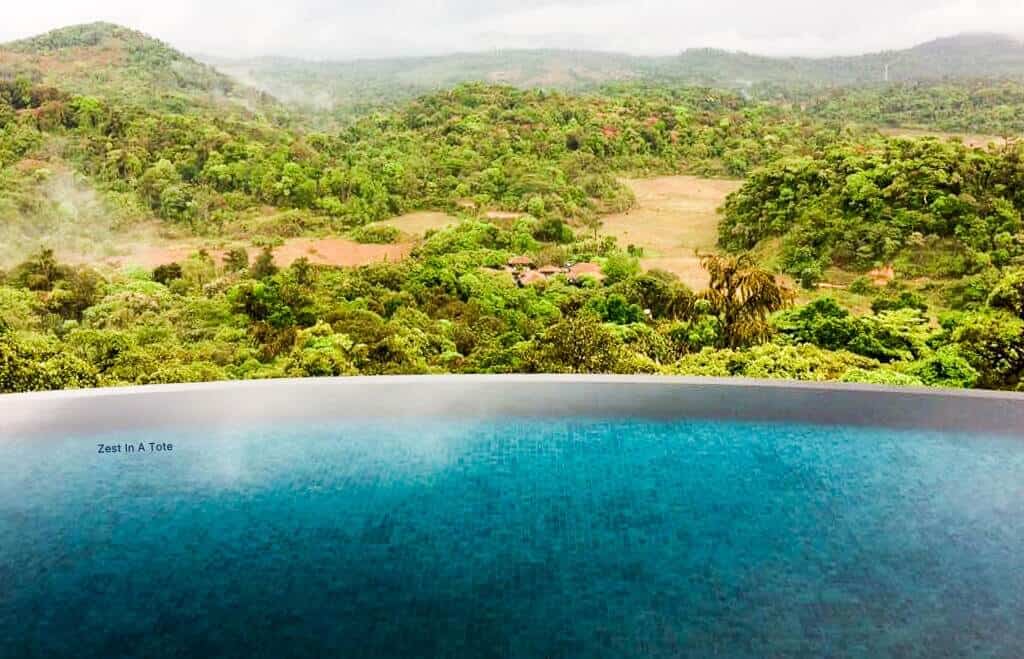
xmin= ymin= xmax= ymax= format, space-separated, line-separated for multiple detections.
xmin=1 ymin=22 xmax=1022 ymax=393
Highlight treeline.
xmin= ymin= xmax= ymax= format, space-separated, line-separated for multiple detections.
xmin=808 ymin=81 xmax=1024 ymax=135
xmin=720 ymin=137 xmax=1024 ymax=284
xmin=2 ymin=235 xmax=1022 ymax=393
xmin=3 ymin=80 xmax=856 ymax=237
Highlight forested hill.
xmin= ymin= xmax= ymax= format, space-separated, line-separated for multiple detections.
xmin=679 ymin=34 xmax=1024 ymax=86
xmin=0 ymin=22 xmax=276 ymax=115
xmin=203 ymin=33 xmax=1024 ymax=115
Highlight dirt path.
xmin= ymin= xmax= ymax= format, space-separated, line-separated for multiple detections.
xmin=601 ymin=176 xmax=743 ymax=289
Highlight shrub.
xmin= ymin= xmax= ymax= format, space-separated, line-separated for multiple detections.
xmin=224 ymin=248 xmax=250 ymax=272
xmin=871 ymin=290 xmax=929 ymax=314
xmin=351 ymin=224 xmax=401 ymax=244
xmin=902 ymin=346 xmax=979 ymax=389
xmin=988 ymin=268 xmax=1024 ymax=319
xmin=529 ymin=312 xmax=622 ymax=373
xmin=947 ymin=311 xmax=1024 ymax=390
xmin=250 ymin=247 xmax=278 ymax=279
xmin=840 ymin=368 xmax=924 ymax=387
xmin=532 ymin=216 xmax=574 ymax=244
xmin=669 ymin=343 xmax=878 ymax=381
xmin=153 ymin=262 xmax=183 ymax=285
xmin=0 ymin=331 xmax=98 ymax=393
xmin=775 ymin=298 xmax=930 ymax=362
xmin=848 ymin=276 xmax=874 ymax=294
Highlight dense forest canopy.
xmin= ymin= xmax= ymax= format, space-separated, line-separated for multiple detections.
xmin=2 ymin=23 xmax=1024 ymax=393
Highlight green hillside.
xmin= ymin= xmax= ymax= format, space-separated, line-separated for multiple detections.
xmin=1 ymin=23 xmax=1023 ymax=394
xmin=0 ymin=22 xmax=276 ymax=115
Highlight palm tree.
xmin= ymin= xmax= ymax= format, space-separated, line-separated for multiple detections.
xmin=700 ymin=253 xmax=793 ymax=348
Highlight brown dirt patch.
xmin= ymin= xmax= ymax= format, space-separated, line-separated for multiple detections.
xmin=272 ymin=238 xmax=409 ymax=267
xmin=94 ymin=237 xmax=412 ymax=270
xmin=600 ymin=176 xmax=743 ymax=289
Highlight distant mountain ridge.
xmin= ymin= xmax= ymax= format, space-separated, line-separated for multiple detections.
xmin=675 ymin=33 xmax=1024 ymax=85
xmin=4 ymin=23 xmax=1024 ymax=117
xmin=200 ymin=32 xmax=1024 ymax=113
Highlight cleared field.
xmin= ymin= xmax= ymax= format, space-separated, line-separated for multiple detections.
xmin=601 ymin=176 xmax=743 ymax=289
xmin=372 ymin=211 xmax=459 ymax=237
xmin=879 ymin=127 xmax=1006 ymax=149
xmin=97 ymin=238 xmax=410 ymax=270
xmin=51 ymin=211 xmax=459 ymax=270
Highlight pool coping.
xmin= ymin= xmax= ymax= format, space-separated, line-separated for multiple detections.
xmin=2 ymin=375 xmax=1022 ymax=438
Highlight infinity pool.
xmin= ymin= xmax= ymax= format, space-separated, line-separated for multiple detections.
xmin=2 ymin=416 xmax=1022 ymax=658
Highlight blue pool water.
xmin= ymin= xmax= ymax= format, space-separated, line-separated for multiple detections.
xmin=1 ymin=417 xmax=1022 ymax=658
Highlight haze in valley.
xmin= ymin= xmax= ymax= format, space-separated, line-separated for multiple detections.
xmin=1 ymin=1 xmax=1023 ymax=60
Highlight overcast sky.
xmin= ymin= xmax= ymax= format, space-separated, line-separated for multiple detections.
xmin=2 ymin=1 xmax=1023 ymax=60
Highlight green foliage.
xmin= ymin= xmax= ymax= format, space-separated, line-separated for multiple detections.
xmin=945 ymin=311 xmax=1024 ymax=390
xmin=351 ymin=224 xmax=401 ymax=244
xmin=776 ymin=298 xmax=930 ymax=362
xmin=601 ymin=253 xmax=641 ymax=285
xmin=153 ymin=263 xmax=183 ymax=286
xmin=669 ymin=343 xmax=880 ymax=382
xmin=871 ymin=290 xmax=929 ymax=314
xmin=840 ymin=368 xmax=924 ymax=387
xmin=250 ymin=248 xmax=278 ymax=280
xmin=528 ymin=312 xmax=623 ymax=374
xmin=224 ymin=248 xmax=250 ymax=272
xmin=808 ymin=81 xmax=1024 ymax=135
xmin=902 ymin=346 xmax=979 ymax=389
xmin=0 ymin=330 xmax=98 ymax=393
xmin=720 ymin=139 xmax=1024 ymax=276
xmin=987 ymin=268 xmax=1024 ymax=319
xmin=3 ymin=34 xmax=1024 ymax=393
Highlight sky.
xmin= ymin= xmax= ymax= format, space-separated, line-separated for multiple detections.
xmin=1 ymin=1 xmax=1023 ymax=60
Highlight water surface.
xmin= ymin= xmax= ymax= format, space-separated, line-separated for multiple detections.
xmin=1 ymin=418 xmax=1022 ymax=658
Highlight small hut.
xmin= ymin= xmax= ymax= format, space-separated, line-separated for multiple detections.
xmin=567 ymin=262 xmax=604 ymax=283
xmin=869 ymin=265 xmax=895 ymax=287
xmin=516 ymin=270 xmax=546 ymax=287
xmin=508 ymin=255 xmax=535 ymax=270
xmin=538 ymin=265 xmax=562 ymax=277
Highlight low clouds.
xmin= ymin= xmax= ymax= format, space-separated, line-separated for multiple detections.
xmin=2 ymin=0 xmax=1023 ymax=59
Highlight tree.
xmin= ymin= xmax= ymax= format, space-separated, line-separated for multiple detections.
xmin=250 ymin=247 xmax=278 ymax=279
xmin=10 ymin=249 xmax=67 ymax=291
xmin=699 ymin=253 xmax=793 ymax=348
xmin=949 ymin=311 xmax=1024 ymax=390
xmin=532 ymin=312 xmax=622 ymax=373
xmin=153 ymin=263 xmax=183 ymax=285
xmin=988 ymin=268 xmax=1024 ymax=319
xmin=224 ymin=248 xmax=250 ymax=273
xmin=139 ymin=160 xmax=182 ymax=211
xmin=0 ymin=331 xmax=98 ymax=393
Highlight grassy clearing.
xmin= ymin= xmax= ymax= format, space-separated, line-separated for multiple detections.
xmin=878 ymin=127 xmax=1006 ymax=149
xmin=371 ymin=211 xmax=460 ymax=238
xmin=600 ymin=176 xmax=742 ymax=289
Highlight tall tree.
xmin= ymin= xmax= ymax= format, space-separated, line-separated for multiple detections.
xmin=700 ymin=254 xmax=793 ymax=348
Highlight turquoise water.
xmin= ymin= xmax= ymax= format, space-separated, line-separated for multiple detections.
xmin=1 ymin=417 xmax=1022 ymax=658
